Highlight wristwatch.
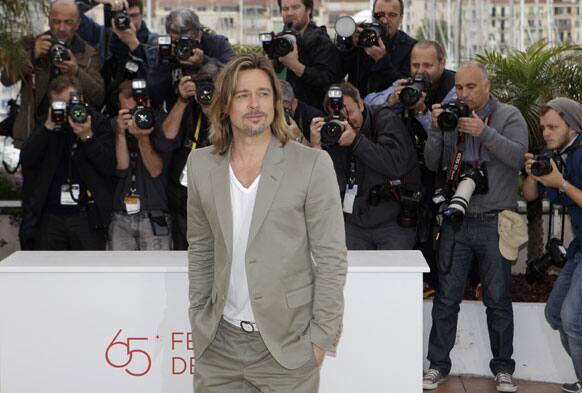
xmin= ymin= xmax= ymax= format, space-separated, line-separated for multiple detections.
xmin=560 ymin=180 xmax=570 ymax=193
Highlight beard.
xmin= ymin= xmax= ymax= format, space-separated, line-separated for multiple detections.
xmin=243 ymin=124 xmax=268 ymax=137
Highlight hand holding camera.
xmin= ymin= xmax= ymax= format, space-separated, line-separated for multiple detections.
xmin=98 ymin=0 xmax=128 ymax=12
xmin=130 ymin=79 xmax=155 ymax=130
xmin=524 ymin=152 xmax=564 ymax=188
xmin=457 ymin=113 xmax=485 ymax=137
xmin=34 ymin=35 xmax=53 ymax=59
xmin=111 ymin=13 xmax=139 ymax=51
xmin=363 ymin=35 xmax=386 ymax=63
xmin=54 ymin=50 xmax=79 ymax=77
xmin=178 ymin=76 xmax=197 ymax=102
xmin=309 ymin=117 xmax=325 ymax=149
xmin=116 ymin=109 xmax=133 ymax=135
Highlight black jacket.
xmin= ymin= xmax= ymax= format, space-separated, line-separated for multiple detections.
xmin=286 ymin=23 xmax=343 ymax=110
xmin=341 ymin=30 xmax=416 ymax=98
xmin=20 ymin=110 xmax=116 ymax=240
xmin=325 ymin=104 xmax=419 ymax=228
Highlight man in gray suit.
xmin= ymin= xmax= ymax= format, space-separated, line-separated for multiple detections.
xmin=186 ymin=53 xmax=348 ymax=393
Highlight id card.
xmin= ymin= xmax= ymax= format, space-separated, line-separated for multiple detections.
xmin=179 ymin=165 xmax=188 ymax=187
xmin=124 ymin=194 xmax=141 ymax=215
xmin=60 ymin=184 xmax=80 ymax=205
xmin=343 ymin=184 xmax=358 ymax=214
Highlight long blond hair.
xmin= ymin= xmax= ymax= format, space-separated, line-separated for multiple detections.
xmin=208 ymin=53 xmax=293 ymax=154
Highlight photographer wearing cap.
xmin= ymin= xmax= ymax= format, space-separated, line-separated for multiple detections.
xmin=147 ymin=8 xmax=234 ymax=110
xmin=156 ymin=63 xmax=220 ymax=250
xmin=19 ymin=75 xmax=115 ymax=250
xmin=1 ymin=0 xmax=104 ymax=148
xmin=75 ymin=0 xmax=158 ymax=116
xmin=422 ymin=62 xmax=528 ymax=392
xmin=339 ymin=0 xmax=416 ymax=98
xmin=523 ymin=97 xmax=582 ymax=393
xmin=273 ymin=0 xmax=342 ymax=111
xmin=310 ymin=82 xmax=419 ymax=250
xmin=109 ymin=80 xmax=170 ymax=250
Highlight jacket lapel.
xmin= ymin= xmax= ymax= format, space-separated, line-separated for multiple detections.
xmin=210 ymin=150 xmax=233 ymax=261
xmin=247 ymin=136 xmax=285 ymax=248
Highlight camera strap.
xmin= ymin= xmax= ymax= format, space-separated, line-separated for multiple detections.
xmin=63 ymin=140 xmax=83 ymax=205
xmin=127 ymin=135 xmax=139 ymax=196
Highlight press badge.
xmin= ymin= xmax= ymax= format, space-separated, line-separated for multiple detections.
xmin=124 ymin=194 xmax=141 ymax=215
xmin=179 ymin=165 xmax=188 ymax=187
xmin=343 ymin=184 xmax=358 ymax=214
xmin=60 ymin=184 xmax=80 ymax=205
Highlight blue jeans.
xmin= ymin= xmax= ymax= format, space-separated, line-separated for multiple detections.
xmin=427 ymin=215 xmax=515 ymax=376
xmin=109 ymin=211 xmax=172 ymax=250
xmin=545 ymin=250 xmax=582 ymax=380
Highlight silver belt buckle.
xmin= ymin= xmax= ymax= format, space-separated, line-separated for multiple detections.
xmin=240 ymin=320 xmax=257 ymax=333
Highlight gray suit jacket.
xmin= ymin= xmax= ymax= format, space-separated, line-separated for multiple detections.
xmin=187 ymin=136 xmax=347 ymax=369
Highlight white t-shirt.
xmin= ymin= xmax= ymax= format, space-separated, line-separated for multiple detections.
xmin=223 ymin=165 xmax=261 ymax=326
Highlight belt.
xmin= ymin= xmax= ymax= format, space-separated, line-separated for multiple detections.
xmin=223 ymin=317 xmax=259 ymax=333
xmin=465 ymin=210 xmax=500 ymax=219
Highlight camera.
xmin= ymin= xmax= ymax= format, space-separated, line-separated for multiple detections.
xmin=67 ymin=93 xmax=88 ymax=123
xmin=194 ymin=75 xmax=214 ymax=106
xmin=175 ymin=35 xmax=198 ymax=61
xmin=359 ymin=22 xmax=384 ymax=48
xmin=320 ymin=87 xmax=346 ymax=146
xmin=526 ymin=238 xmax=567 ymax=284
xmin=333 ymin=16 xmax=386 ymax=51
xmin=49 ymin=39 xmax=70 ymax=66
xmin=399 ymin=73 xmax=431 ymax=107
xmin=443 ymin=164 xmax=489 ymax=226
xmin=398 ymin=188 xmax=422 ymax=228
xmin=437 ymin=99 xmax=472 ymax=132
xmin=130 ymin=79 xmax=154 ymax=129
xmin=260 ymin=23 xmax=300 ymax=59
xmin=113 ymin=9 xmax=130 ymax=30
xmin=531 ymin=151 xmax=562 ymax=177
xmin=157 ymin=35 xmax=200 ymax=64
xmin=51 ymin=100 xmax=67 ymax=130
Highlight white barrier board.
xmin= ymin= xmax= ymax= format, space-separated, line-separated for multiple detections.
xmin=0 ymin=250 xmax=428 ymax=392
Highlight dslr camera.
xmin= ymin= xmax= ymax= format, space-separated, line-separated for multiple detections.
xmin=113 ymin=9 xmax=130 ymax=30
xmin=526 ymin=237 xmax=567 ymax=284
xmin=194 ymin=75 xmax=214 ymax=106
xmin=333 ymin=16 xmax=385 ymax=51
xmin=399 ymin=73 xmax=431 ymax=107
xmin=49 ymin=38 xmax=70 ymax=66
xmin=531 ymin=151 xmax=562 ymax=177
xmin=259 ymin=23 xmax=301 ymax=59
xmin=130 ymin=79 xmax=154 ymax=129
xmin=443 ymin=163 xmax=489 ymax=227
xmin=50 ymin=93 xmax=89 ymax=131
xmin=157 ymin=35 xmax=200 ymax=64
xmin=320 ymin=87 xmax=346 ymax=146
xmin=437 ymin=99 xmax=472 ymax=132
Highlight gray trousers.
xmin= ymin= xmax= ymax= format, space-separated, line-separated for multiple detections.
xmin=345 ymin=220 xmax=416 ymax=250
xmin=108 ymin=211 xmax=172 ymax=250
xmin=194 ymin=319 xmax=320 ymax=393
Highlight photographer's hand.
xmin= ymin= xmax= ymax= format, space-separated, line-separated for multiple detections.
xmin=535 ymin=159 xmax=564 ymax=189
xmin=181 ymin=48 xmax=204 ymax=68
xmin=431 ymin=103 xmax=443 ymax=128
xmin=34 ymin=35 xmax=52 ymax=60
xmin=338 ymin=121 xmax=357 ymax=146
xmin=44 ymin=107 xmax=55 ymax=130
xmin=127 ymin=117 xmax=154 ymax=138
xmin=524 ymin=153 xmax=536 ymax=176
xmin=112 ymin=19 xmax=139 ymax=51
xmin=387 ymin=79 xmax=407 ymax=107
xmin=56 ymin=50 xmax=79 ymax=76
xmin=364 ymin=38 xmax=386 ymax=63
xmin=69 ymin=114 xmax=93 ymax=141
xmin=97 ymin=0 xmax=128 ymax=11
xmin=457 ymin=112 xmax=485 ymax=136
xmin=309 ymin=117 xmax=325 ymax=149
xmin=178 ymin=76 xmax=197 ymax=102
xmin=116 ymin=109 xmax=132 ymax=135
xmin=278 ymin=43 xmax=305 ymax=77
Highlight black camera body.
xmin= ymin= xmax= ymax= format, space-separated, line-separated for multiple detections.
xmin=175 ymin=35 xmax=199 ymax=61
xmin=320 ymin=87 xmax=345 ymax=146
xmin=358 ymin=22 xmax=384 ymax=48
xmin=157 ymin=35 xmax=200 ymax=64
xmin=113 ymin=9 xmax=131 ymax=30
xmin=67 ymin=93 xmax=89 ymax=124
xmin=49 ymin=39 xmax=70 ymax=66
xmin=443 ymin=163 xmax=489 ymax=227
xmin=368 ymin=179 xmax=421 ymax=228
xmin=438 ymin=99 xmax=472 ymax=132
xmin=532 ymin=151 xmax=562 ymax=177
xmin=260 ymin=23 xmax=301 ymax=59
xmin=526 ymin=237 xmax=567 ymax=284
xmin=400 ymin=73 xmax=431 ymax=107
xmin=130 ymin=79 xmax=154 ymax=129
xmin=194 ymin=76 xmax=214 ymax=106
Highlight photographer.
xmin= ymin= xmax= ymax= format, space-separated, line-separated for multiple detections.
xmin=147 ymin=9 xmax=234 ymax=110
xmin=273 ymin=0 xmax=342 ymax=110
xmin=0 ymin=0 xmax=104 ymax=148
xmin=279 ymin=79 xmax=324 ymax=144
xmin=19 ymin=75 xmax=115 ymax=250
xmin=365 ymin=40 xmax=456 ymax=289
xmin=310 ymin=82 xmax=419 ymax=250
xmin=422 ymin=62 xmax=528 ymax=392
xmin=110 ymin=80 xmax=170 ymax=250
xmin=523 ymin=98 xmax=582 ymax=393
xmin=339 ymin=0 xmax=416 ymax=98
xmin=157 ymin=63 xmax=219 ymax=250
xmin=75 ymin=0 xmax=158 ymax=116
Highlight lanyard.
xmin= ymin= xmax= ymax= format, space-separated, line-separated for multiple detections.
xmin=191 ymin=112 xmax=203 ymax=151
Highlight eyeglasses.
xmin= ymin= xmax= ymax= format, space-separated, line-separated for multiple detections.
xmin=373 ymin=11 xmax=400 ymax=20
